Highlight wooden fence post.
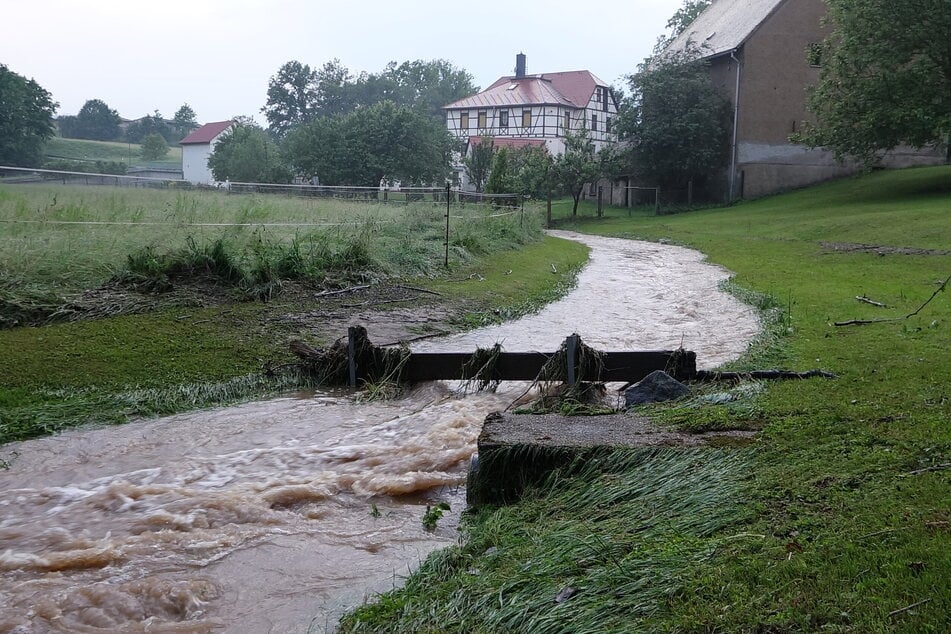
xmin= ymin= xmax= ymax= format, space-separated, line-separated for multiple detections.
xmin=347 ymin=326 xmax=358 ymax=388
xmin=565 ymin=334 xmax=579 ymax=386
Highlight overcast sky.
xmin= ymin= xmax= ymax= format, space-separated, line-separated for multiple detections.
xmin=4 ymin=0 xmax=682 ymax=123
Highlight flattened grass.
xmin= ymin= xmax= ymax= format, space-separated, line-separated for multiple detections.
xmin=339 ymin=166 xmax=951 ymax=632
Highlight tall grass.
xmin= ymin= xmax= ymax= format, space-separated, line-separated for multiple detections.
xmin=0 ymin=185 xmax=543 ymax=322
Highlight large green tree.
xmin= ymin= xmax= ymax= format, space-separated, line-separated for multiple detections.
xmin=208 ymin=123 xmax=291 ymax=183
xmin=63 ymin=99 xmax=121 ymax=141
xmin=616 ymin=47 xmax=732 ymax=191
xmin=262 ymin=60 xmax=319 ymax=136
xmin=796 ymin=0 xmax=951 ymax=165
xmin=263 ymin=58 xmax=477 ymax=136
xmin=284 ymin=100 xmax=452 ymax=186
xmin=0 ymin=65 xmax=57 ymax=167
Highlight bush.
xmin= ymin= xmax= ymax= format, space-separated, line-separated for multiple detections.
xmin=140 ymin=133 xmax=169 ymax=161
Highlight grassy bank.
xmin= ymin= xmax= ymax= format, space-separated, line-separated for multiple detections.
xmin=0 ymin=185 xmax=589 ymax=443
xmin=44 ymin=137 xmax=182 ymax=168
xmin=339 ymin=166 xmax=950 ymax=632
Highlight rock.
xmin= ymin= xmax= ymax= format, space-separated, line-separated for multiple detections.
xmin=625 ymin=370 xmax=691 ymax=407
xmin=555 ymin=586 xmax=577 ymax=603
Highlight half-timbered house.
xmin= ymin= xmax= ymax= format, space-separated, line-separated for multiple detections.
xmin=445 ymin=54 xmax=618 ymax=189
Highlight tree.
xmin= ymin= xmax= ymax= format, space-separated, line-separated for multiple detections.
xmin=173 ymin=104 xmax=198 ymax=138
xmin=462 ymin=136 xmax=494 ymax=192
xmin=140 ymin=133 xmax=169 ymax=161
xmin=283 ymin=101 xmax=452 ymax=186
xmin=510 ymin=146 xmax=554 ymax=199
xmin=63 ymin=99 xmax=121 ymax=141
xmin=553 ymin=130 xmax=600 ymax=216
xmin=262 ymin=61 xmax=317 ymax=136
xmin=382 ymin=59 xmax=478 ymax=119
xmin=0 ymin=64 xmax=57 ymax=167
xmin=484 ymin=147 xmax=515 ymax=196
xmin=616 ymin=47 xmax=732 ymax=191
xmin=208 ymin=123 xmax=291 ymax=183
xmin=795 ymin=0 xmax=951 ymax=165
xmin=125 ymin=111 xmax=176 ymax=144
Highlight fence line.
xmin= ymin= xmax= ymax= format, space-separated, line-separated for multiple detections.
xmin=0 ymin=166 xmax=522 ymax=208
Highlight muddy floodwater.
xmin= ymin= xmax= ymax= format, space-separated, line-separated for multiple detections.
xmin=0 ymin=232 xmax=759 ymax=633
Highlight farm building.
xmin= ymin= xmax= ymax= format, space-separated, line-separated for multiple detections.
xmin=662 ymin=0 xmax=946 ymax=200
xmin=180 ymin=120 xmax=234 ymax=185
xmin=445 ymin=54 xmax=618 ymax=190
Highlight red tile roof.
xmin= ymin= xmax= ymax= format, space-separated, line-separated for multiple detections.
xmin=469 ymin=136 xmax=546 ymax=150
xmin=446 ymin=70 xmax=607 ymax=110
xmin=180 ymin=120 xmax=234 ymax=145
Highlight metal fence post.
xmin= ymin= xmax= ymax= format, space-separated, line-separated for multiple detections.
xmin=597 ymin=186 xmax=603 ymax=217
xmin=444 ymin=182 xmax=451 ymax=268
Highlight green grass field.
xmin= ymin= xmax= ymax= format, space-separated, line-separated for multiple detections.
xmin=339 ymin=166 xmax=951 ymax=633
xmin=44 ymin=136 xmax=182 ymax=168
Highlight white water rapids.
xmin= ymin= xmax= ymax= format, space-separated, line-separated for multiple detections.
xmin=0 ymin=233 xmax=759 ymax=633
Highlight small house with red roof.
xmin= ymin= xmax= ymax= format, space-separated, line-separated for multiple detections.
xmin=444 ymin=54 xmax=618 ymax=189
xmin=180 ymin=120 xmax=234 ymax=184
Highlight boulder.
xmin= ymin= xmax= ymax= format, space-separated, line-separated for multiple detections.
xmin=625 ymin=370 xmax=691 ymax=407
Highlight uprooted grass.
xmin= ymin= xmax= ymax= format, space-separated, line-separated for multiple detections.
xmin=339 ymin=448 xmax=754 ymax=633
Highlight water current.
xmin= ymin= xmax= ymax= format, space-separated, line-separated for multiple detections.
xmin=0 ymin=232 xmax=760 ymax=633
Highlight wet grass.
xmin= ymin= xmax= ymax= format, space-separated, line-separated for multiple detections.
xmin=0 ymin=184 xmax=544 ymax=322
xmin=338 ymin=166 xmax=951 ymax=633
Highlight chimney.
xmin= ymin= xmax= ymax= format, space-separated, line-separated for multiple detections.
xmin=515 ymin=53 xmax=526 ymax=79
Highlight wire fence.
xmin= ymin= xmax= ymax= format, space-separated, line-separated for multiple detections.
xmin=0 ymin=166 xmax=522 ymax=208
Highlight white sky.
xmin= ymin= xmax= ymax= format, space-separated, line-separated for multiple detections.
xmin=3 ymin=0 xmax=681 ymax=123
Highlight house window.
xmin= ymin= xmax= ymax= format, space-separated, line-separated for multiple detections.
xmin=807 ymin=42 xmax=822 ymax=67
xmin=478 ymin=111 xmax=487 ymax=129
xmin=591 ymin=113 xmax=598 ymax=132
xmin=522 ymin=109 xmax=532 ymax=128
xmin=460 ymin=112 xmax=469 ymax=129
xmin=500 ymin=110 xmax=509 ymax=129
xmin=601 ymin=87 xmax=608 ymax=112
xmin=606 ymin=117 xmax=612 ymax=134
xmin=563 ymin=111 xmax=571 ymax=132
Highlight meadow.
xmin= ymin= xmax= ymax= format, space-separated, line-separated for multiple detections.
xmin=44 ymin=136 xmax=183 ymax=168
xmin=339 ymin=166 xmax=951 ymax=633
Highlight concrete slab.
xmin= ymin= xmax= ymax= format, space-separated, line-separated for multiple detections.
xmin=468 ymin=412 xmax=756 ymax=505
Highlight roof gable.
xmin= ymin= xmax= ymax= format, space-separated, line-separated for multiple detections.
xmin=180 ymin=120 xmax=234 ymax=145
xmin=663 ymin=0 xmax=787 ymax=59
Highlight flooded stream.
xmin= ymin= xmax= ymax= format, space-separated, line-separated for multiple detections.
xmin=0 ymin=232 xmax=759 ymax=633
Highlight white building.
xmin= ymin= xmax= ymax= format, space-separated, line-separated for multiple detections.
xmin=180 ymin=120 xmax=234 ymax=185
xmin=444 ymin=54 xmax=618 ymax=187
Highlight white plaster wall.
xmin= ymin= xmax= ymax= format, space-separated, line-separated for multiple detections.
xmin=182 ymin=144 xmax=214 ymax=184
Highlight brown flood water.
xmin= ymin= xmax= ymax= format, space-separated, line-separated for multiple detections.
xmin=0 ymin=232 xmax=760 ymax=633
